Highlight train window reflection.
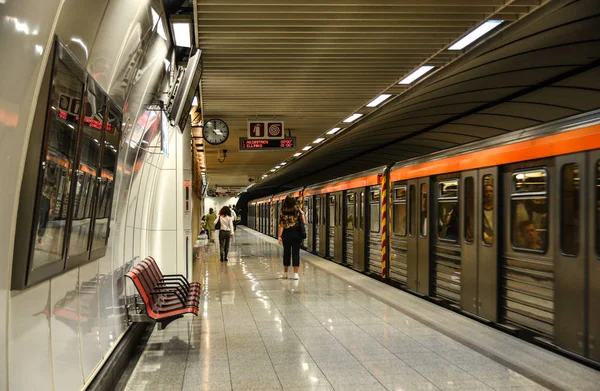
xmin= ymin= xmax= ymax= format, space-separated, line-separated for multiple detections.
xmin=511 ymin=169 xmax=548 ymax=253
xmin=420 ymin=183 xmax=428 ymax=237
xmin=464 ymin=177 xmax=474 ymax=244
xmin=393 ymin=186 xmax=407 ymax=236
xmin=370 ymin=189 xmax=380 ymax=233
xmin=329 ymin=195 xmax=335 ymax=227
xmin=438 ymin=180 xmax=459 ymax=242
xmin=347 ymin=193 xmax=355 ymax=230
xmin=70 ymin=86 xmax=105 ymax=257
xmin=32 ymin=60 xmax=84 ymax=270
xmin=482 ymin=175 xmax=494 ymax=246
xmin=561 ymin=164 xmax=579 ymax=256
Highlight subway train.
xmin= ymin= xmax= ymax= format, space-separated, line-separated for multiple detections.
xmin=247 ymin=110 xmax=600 ymax=366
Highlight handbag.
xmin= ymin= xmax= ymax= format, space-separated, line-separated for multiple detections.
xmin=298 ymin=211 xmax=307 ymax=239
xmin=215 ymin=216 xmax=221 ymax=230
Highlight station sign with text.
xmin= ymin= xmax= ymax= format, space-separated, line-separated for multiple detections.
xmin=239 ymin=137 xmax=295 ymax=151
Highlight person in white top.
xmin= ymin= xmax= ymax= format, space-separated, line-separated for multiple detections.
xmin=230 ymin=205 xmax=237 ymax=231
xmin=217 ymin=206 xmax=235 ymax=262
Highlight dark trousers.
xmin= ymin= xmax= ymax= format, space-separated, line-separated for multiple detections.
xmin=219 ymin=230 xmax=231 ymax=261
xmin=282 ymin=228 xmax=302 ymax=267
xmin=38 ymin=196 xmax=50 ymax=237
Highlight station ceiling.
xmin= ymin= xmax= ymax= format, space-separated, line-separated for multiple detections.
xmin=197 ymin=0 xmax=552 ymax=189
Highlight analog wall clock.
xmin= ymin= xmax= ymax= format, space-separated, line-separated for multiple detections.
xmin=203 ymin=119 xmax=229 ymax=145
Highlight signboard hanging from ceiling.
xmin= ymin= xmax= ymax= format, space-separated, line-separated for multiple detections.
xmin=239 ymin=137 xmax=295 ymax=151
xmin=248 ymin=120 xmax=284 ymax=139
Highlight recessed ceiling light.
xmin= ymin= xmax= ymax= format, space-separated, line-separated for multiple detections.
xmin=366 ymin=94 xmax=392 ymax=107
xmin=449 ymin=20 xmax=503 ymax=51
xmin=302 ymin=146 xmax=313 ymax=151
xmin=172 ymin=22 xmax=191 ymax=48
xmin=343 ymin=114 xmax=363 ymax=123
xmin=293 ymin=152 xmax=302 ymax=157
xmin=399 ymin=66 xmax=435 ymax=85
xmin=326 ymin=127 xmax=341 ymax=135
xmin=313 ymin=138 xmax=325 ymax=144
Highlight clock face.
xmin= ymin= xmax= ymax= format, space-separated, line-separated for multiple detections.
xmin=203 ymin=119 xmax=229 ymax=145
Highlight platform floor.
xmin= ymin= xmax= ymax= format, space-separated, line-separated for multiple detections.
xmin=121 ymin=227 xmax=600 ymax=391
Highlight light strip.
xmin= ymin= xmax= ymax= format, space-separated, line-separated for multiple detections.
xmin=293 ymin=152 xmax=302 ymax=157
xmin=366 ymin=94 xmax=392 ymax=107
xmin=399 ymin=66 xmax=434 ymax=85
xmin=302 ymin=146 xmax=313 ymax=151
xmin=280 ymin=162 xmax=287 ymax=165
xmin=313 ymin=137 xmax=325 ymax=144
xmin=326 ymin=127 xmax=341 ymax=135
xmin=449 ymin=20 xmax=503 ymax=51
xmin=343 ymin=113 xmax=363 ymax=123
xmin=172 ymin=22 xmax=191 ymax=48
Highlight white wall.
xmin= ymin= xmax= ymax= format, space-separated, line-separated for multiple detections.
xmin=204 ymin=196 xmax=239 ymax=217
xmin=0 ymin=0 xmax=190 ymax=389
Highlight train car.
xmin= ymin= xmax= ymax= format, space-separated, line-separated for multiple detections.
xmin=246 ymin=109 xmax=600 ymax=365
xmin=304 ymin=167 xmax=386 ymax=277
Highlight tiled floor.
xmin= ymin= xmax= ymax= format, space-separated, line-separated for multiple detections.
xmin=121 ymin=227 xmax=596 ymax=391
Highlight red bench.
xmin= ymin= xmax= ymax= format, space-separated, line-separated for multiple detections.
xmin=126 ymin=257 xmax=200 ymax=329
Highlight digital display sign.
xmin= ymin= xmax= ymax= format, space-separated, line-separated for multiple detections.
xmin=239 ymin=137 xmax=296 ymax=151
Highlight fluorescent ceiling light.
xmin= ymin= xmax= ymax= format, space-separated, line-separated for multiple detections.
xmin=280 ymin=162 xmax=287 ymax=165
xmin=302 ymin=146 xmax=313 ymax=151
xmin=313 ymin=137 xmax=325 ymax=144
xmin=270 ymin=169 xmax=276 ymax=172
xmin=326 ymin=127 xmax=341 ymax=135
xmin=172 ymin=22 xmax=191 ymax=48
xmin=163 ymin=58 xmax=170 ymax=71
xmin=343 ymin=113 xmax=363 ymax=123
xmin=262 ymin=175 xmax=268 ymax=178
xmin=366 ymin=94 xmax=392 ymax=107
xmin=293 ymin=152 xmax=302 ymax=157
xmin=449 ymin=20 xmax=503 ymax=50
xmin=275 ymin=165 xmax=281 ymax=169
xmin=192 ymin=96 xmax=198 ymax=106
xmin=399 ymin=66 xmax=435 ymax=85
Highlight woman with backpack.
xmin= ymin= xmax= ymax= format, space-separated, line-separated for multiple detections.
xmin=277 ymin=196 xmax=306 ymax=280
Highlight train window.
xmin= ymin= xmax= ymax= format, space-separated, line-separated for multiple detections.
xmin=370 ymin=189 xmax=380 ymax=233
xmin=511 ymin=169 xmax=548 ymax=253
xmin=360 ymin=192 xmax=365 ymax=227
xmin=393 ymin=186 xmax=407 ymax=236
xmin=409 ymin=185 xmax=415 ymax=236
xmin=329 ymin=196 xmax=335 ymax=226
xmin=464 ymin=177 xmax=474 ymax=244
xmin=347 ymin=193 xmax=355 ymax=230
xmin=561 ymin=164 xmax=579 ymax=256
xmin=482 ymin=175 xmax=494 ymax=246
xmin=438 ymin=180 xmax=459 ymax=242
xmin=420 ymin=183 xmax=428 ymax=237
xmin=32 ymin=59 xmax=85 ymax=270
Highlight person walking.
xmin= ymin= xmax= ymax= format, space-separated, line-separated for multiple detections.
xmin=205 ymin=208 xmax=217 ymax=243
xmin=277 ymin=195 xmax=306 ymax=280
xmin=217 ymin=206 xmax=235 ymax=262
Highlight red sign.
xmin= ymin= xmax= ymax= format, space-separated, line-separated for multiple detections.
xmin=249 ymin=122 xmax=265 ymax=138
xmin=267 ymin=122 xmax=283 ymax=138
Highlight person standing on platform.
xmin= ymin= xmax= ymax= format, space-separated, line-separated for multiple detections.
xmin=217 ymin=206 xmax=235 ymax=262
xmin=230 ymin=205 xmax=237 ymax=232
xmin=277 ymin=195 xmax=306 ymax=280
xmin=205 ymin=208 xmax=217 ymax=243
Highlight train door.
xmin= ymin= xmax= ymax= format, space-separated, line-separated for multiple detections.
xmin=344 ymin=191 xmax=355 ymax=265
xmin=307 ymin=197 xmax=314 ymax=252
xmin=367 ymin=187 xmax=382 ymax=276
xmin=318 ymin=195 xmax=327 ymax=256
xmin=348 ymin=188 xmax=366 ymax=271
xmin=334 ymin=192 xmax=344 ymax=263
xmin=554 ymin=152 xmax=600 ymax=360
xmin=390 ymin=184 xmax=408 ymax=286
xmin=460 ymin=169 xmax=498 ymax=320
xmin=406 ymin=178 xmax=430 ymax=295
xmin=327 ymin=194 xmax=335 ymax=259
